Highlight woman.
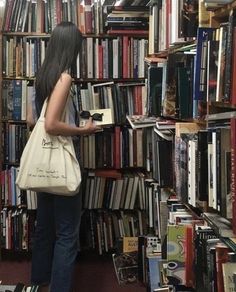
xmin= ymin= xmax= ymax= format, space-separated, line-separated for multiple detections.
xmin=30 ymin=22 xmax=100 ymax=292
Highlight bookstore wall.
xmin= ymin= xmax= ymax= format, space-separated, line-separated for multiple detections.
xmin=1 ymin=0 xmax=236 ymax=291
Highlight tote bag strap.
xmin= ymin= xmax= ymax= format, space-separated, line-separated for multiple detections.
xmin=39 ymin=98 xmax=48 ymax=119
xmin=39 ymin=98 xmax=69 ymax=122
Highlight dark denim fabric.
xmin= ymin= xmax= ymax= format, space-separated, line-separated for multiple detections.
xmin=31 ymin=192 xmax=82 ymax=292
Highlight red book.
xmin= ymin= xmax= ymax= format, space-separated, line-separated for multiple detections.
xmin=184 ymin=225 xmax=194 ymax=288
xmin=107 ymin=29 xmax=148 ymax=36
xmin=56 ymin=0 xmax=62 ymax=24
xmin=94 ymin=169 xmax=122 ymax=179
xmin=78 ymin=3 xmax=85 ymax=34
xmin=166 ymin=0 xmax=171 ymax=49
xmin=98 ymin=44 xmax=103 ymax=79
xmin=230 ymin=27 xmax=236 ymax=105
xmin=7 ymin=169 xmax=12 ymax=206
xmin=84 ymin=0 xmax=92 ymax=34
xmin=122 ymin=36 xmax=129 ymax=78
xmin=138 ymin=86 xmax=143 ymax=115
xmin=231 ymin=118 xmax=236 ymax=234
xmin=4 ymin=0 xmax=15 ymax=31
xmin=215 ymin=244 xmax=230 ymax=292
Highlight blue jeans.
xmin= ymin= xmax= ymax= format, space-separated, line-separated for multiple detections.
xmin=31 ymin=192 xmax=82 ymax=292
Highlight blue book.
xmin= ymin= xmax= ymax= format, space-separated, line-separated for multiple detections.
xmin=12 ymin=80 xmax=22 ymax=120
xmin=193 ymin=27 xmax=215 ymax=118
xmin=147 ymin=254 xmax=162 ymax=291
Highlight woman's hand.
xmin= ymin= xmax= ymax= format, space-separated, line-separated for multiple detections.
xmin=81 ymin=117 xmax=102 ymax=134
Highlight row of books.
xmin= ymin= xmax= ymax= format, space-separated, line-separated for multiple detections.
xmin=80 ymin=82 xmax=147 ymax=124
xmin=79 ymin=36 xmax=148 ymax=79
xmin=147 ymin=28 xmax=236 ymax=121
xmin=138 ymin=199 xmax=236 ymax=291
xmin=3 ymin=0 xmax=78 ymax=33
xmin=148 ymin=0 xmax=198 ymax=54
xmin=83 ymin=170 xmax=146 ymax=210
xmin=2 ymin=35 xmax=148 ymax=79
xmin=3 ymin=122 xmax=28 ymax=164
xmin=78 ymin=2 xmax=149 ymax=35
xmin=0 ymin=167 xmax=37 ymax=210
xmin=2 ymin=36 xmax=48 ymax=78
xmin=105 ymin=4 xmax=149 ymax=31
xmin=146 ymin=119 xmax=236 ymax=231
xmin=0 ymin=208 xmax=36 ymax=251
xmin=2 ymin=123 xmax=28 ymax=164
xmin=194 ymin=23 xmax=236 ymax=115
xmin=174 ymin=122 xmax=233 ymax=220
xmin=194 ymin=24 xmax=236 ymax=106
xmin=146 ymin=53 xmax=196 ymax=120
xmin=2 ymin=79 xmax=148 ymax=125
xmin=2 ymin=79 xmax=33 ymax=121
xmin=80 ymin=126 xmax=148 ymax=169
xmin=81 ymin=209 xmax=147 ymax=255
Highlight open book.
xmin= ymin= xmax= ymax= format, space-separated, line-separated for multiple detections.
xmin=126 ymin=115 xmax=157 ymax=129
xmin=79 ymin=108 xmax=114 ymax=127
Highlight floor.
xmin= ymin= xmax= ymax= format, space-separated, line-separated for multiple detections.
xmin=0 ymin=252 xmax=146 ymax=292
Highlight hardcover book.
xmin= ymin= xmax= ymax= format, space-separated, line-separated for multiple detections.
xmin=126 ymin=115 xmax=156 ymax=129
xmin=222 ymin=262 xmax=236 ymax=292
xmin=79 ymin=108 xmax=114 ymax=127
xmin=112 ymin=251 xmax=138 ymax=285
xmin=193 ymin=27 xmax=215 ymax=118
xmin=167 ymin=224 xmax=186 ymax=285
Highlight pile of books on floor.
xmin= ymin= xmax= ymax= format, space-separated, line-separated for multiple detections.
xmin=0 ymin=284 xmax=40 ymax=292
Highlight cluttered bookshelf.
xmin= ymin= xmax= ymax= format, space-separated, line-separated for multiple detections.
xmin=0 ymin=0 xmax=153 ymax=265
xmin=2 ymin=0 xmax=236 ymax=292
xmin=137 ymin=0 xmax=236 ymax=291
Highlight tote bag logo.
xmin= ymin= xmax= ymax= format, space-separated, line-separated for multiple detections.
xmin=16 ymin=98 xmax=81 ymax=196
xmin=41 ymin=138 xmax=59 ymax=149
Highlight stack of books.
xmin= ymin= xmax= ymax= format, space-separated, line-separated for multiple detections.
xmin=203 ymin=0 xmax=234 ymax=10
xmin=105 ymin=5 xmax=149 ymax=34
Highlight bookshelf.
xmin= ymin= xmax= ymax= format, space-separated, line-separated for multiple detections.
xmin=0 ymin=0 xmax=153 ymax=259
xmin=140 ymin=0 xmax=236 ymax=291
xmin=1 ymin=0 xmax=236 ymax=290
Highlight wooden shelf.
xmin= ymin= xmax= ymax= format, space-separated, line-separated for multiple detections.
xmin=207 ymin=111 xmax=236 ymax=121
xmin=208 ymin=101 xmax=236 ymax=114
xmin=3 ymin=76 xmax=146 ymax=83
xmin=2 ymin=32 xmax=50 ymax=37
xmin=2 ymin=32 xmax=148 ymax=38
xmin=144 ymin=56 xmax=167 ymax=64
xmin=150 ymin=40 xmax=196 ymax=58
xmin=211 ymin=0 xmax=236 ymax=18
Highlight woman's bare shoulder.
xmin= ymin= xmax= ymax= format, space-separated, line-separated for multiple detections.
xmin=60 ymin=72 xmax=72 ymax=83
xmin=54 ymin=72 xmax=72 ymax=91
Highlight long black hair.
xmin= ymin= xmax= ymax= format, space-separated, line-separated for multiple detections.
xmin=35 ymin=21 xmax=83 ymax=114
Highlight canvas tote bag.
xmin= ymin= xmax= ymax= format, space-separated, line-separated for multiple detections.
xmin=16 ymin=98 xmax=81 ymax=195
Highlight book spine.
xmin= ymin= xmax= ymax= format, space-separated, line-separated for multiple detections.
xmin=122 ymin=36 xmax=129 ymax=78
xmin=12 ymin=80 xmax=22 ymax=121
xmin=231 ymin=27 xmax=236 ymax=105
xmin=224 ymin=11 xmax=234 ymax=102
xmin=84 ymin=0 xmax=92 ymax=34
xmin=231 ymin=118 xmax=236 ymax=234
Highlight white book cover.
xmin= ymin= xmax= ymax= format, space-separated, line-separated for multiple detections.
xmin=80 ymin=108 xmax=114 ymax=127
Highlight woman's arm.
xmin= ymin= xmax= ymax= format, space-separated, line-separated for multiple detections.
xmin=26 ymin=99 xmax=35 ymax=128
xmin=45 ymin=72 xmax=100 ymax=136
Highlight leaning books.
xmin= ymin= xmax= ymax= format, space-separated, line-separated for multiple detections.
xmin=112 ymin=251 xmax=138 ymax=285
xmin=126 ymin=115 xmax=156 ymax=129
